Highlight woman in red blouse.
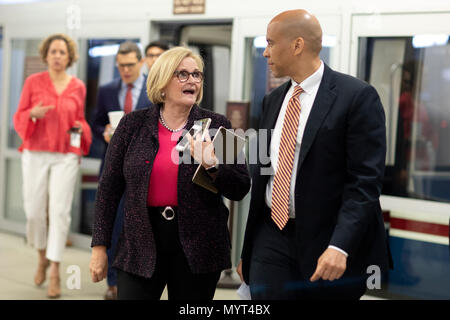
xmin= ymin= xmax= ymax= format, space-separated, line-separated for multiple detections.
xmin=13 ymin=33 xmax=92 ymax=298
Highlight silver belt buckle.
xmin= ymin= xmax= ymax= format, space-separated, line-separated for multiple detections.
xmin=161 ymin=206 xmax=175 ymax=220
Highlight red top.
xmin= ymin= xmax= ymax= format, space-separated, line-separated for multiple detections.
xmin=13 ymin=71 xmax=92 ymax=156
xmin=147 ymin=122 xmax=183 ymax=207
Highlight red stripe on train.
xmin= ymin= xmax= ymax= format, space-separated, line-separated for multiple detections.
xmin=82 ymin=175 xmax=99 ymax=183
xmin=390 ymin=217 xmax=449 ymax=238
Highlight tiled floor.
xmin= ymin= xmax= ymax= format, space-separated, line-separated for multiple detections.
xmin=0 ymin=231 xmax=238 ymax=300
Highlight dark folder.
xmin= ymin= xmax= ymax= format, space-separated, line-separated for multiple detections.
xmin=192 ymin=126 xmax=246 ymax=193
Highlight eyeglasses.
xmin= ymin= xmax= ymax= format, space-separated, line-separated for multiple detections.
xmin=117 ymin=62 xmax=138 ymax=70
xmin=146 ymin=53 xmax=162 ymax=58
xmin=173 ymin=70 xmax=204 ymax=83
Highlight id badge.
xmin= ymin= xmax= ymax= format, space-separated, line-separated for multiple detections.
xmin=70 ymin=132 xmax=81 ymax=148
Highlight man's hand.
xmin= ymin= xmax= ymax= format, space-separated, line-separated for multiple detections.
xmin=310 ymin=247 xmax=347 ymax=282
xmin=30 ymin=102 xmax=55 ymax=119
xmin=236 ymin=259 xmax=244 ymax=282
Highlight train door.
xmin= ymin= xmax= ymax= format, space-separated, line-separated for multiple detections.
xmin=68 ymin=21 xmax=147 ymax=246
xmin=151 ymin=19 xmax=237 ymax=286
xmin=0 ymin=22 xmax=63 ymax=236
xmin=350 ymin=12 xmax=450 ymax=299
xmin=152 ymin=20 xmax=232 ymax=117
xmin=0 ymin=15 xmax=147 ymax=248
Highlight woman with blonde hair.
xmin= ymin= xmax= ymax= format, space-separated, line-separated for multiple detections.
xmin=89 ymin=47 xmax=250 ymax=300
xmin=13 ymin=33 xmax=92 ymax=298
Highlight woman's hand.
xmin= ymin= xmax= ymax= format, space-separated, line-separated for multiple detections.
xmin=89 ymin=246 xmax=108 ymax=283
xmin=73 ymin=120 xmax=83 ymax=134
xmin=187 ymin=130 xmax=218 ymax=169
xmin=30 ymin=101 xmax=55 ymax=119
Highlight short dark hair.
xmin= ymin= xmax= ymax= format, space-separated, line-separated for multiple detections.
xmin=145 ymin=41 xmax=169 ymax=55
xmin=117 ymin=41 xmax=142 ymax=60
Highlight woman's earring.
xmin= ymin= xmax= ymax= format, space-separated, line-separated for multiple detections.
xmin=161 ymin=92 xmax=166 ymax=99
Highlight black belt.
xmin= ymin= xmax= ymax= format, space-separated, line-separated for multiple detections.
xmin=148 ymin=206 xmax=177 ymax=221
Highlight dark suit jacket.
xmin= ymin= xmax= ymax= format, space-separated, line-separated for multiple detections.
xmin=91 ymin=75 xmax=152 ymax=164
xmin=241 ymin=64 xmax=389 ymax=284
xmin=91 ymin=105 xmax=251 ymax=278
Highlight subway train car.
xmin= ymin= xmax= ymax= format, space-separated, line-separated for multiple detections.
xmin=0 ymin=0 xmax=448 ymax=299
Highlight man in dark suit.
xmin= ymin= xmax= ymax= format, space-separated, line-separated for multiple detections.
xmin=91 ymin=41 xmax=153 ymax=299
xmin=237 ymin=9 xmax=390 ymax=300
xmin=92 ymin=41 xmax=152 ymax=158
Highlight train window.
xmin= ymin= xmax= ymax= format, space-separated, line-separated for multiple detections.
xmin=244 ymin=35 xmax=334 ymax=129
xmin=7 ymin=38 xmax=45 ymax=150
xmin=358 ymin=36 xmax=450 ymax=203
xmin=75 ymin=38 xmax=140 ymax=236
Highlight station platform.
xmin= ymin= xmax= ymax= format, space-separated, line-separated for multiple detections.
xmin=0 ymin=231 xmax=382 ymax=300
xmin=0 ymin=231 xmax=239 ymax=300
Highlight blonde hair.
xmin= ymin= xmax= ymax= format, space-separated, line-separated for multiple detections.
xmin=39 ymin=33 xmax=78 ymax=68
xmin=147 ymin=46 xmax=204 ymax=105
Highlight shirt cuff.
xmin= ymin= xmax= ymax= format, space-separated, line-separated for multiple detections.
xmin=328 ymin=245 xmax=349 ymax=257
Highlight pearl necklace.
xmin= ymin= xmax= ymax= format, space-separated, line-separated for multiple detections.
xmin=159 ymin=109 xmax=187 ymax=133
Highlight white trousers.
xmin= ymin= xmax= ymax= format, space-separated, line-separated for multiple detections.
xmin=21 ymin=150 xmax=79 ymax=262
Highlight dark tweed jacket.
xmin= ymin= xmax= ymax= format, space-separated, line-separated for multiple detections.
xmin=91 ymin=104 xmax=251 ymax=279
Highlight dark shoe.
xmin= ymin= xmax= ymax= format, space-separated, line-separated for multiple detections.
xmin=104 ymin=286 xmax=117 ymax=300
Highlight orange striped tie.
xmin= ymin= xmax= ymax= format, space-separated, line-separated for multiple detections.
xmin=271 ymin=85 xmax=303 ymax=230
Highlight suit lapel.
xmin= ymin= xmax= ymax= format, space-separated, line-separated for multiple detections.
xmin=262 ymin=81 xmax=291 ymax=158
xmin=296 ymin=64 xmax=337 ymax=172
xmin=136 ymin=75 xmax=151 ymax=110
xmin=111 ymin=79 xmax=122 ymax=111
xmin=144 ymin=102 xmax=160 ymax=142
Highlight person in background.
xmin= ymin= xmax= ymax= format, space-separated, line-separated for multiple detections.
xmin=237 ymin=9 xmax=390 ymax=300
xmin=13 ymin=33 xmax=92 ymax=299
xmin=143 ymin=41 xmax=169 ymax=74
xmin=90 ymin=41 xmax=153 ymax=300
xmin=89 ymin=46 xmax=250 ymax=300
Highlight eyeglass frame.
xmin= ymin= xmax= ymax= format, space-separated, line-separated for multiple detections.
xmin=116 ymin=62 xmax=139 ymax=70
xmin=146 ymin=53 xmax=162 ymax=58
xmin=173 ymin=70 xmax=204 ymax=83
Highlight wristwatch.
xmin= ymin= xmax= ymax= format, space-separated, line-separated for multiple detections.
xmin=205 ymin=162 xmax=219 ymax=174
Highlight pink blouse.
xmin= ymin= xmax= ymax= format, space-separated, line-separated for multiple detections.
xmin=147 ymin=122 xmax=183 ymax=207
xmin=13 ymin=71 xmax=92 ymax=156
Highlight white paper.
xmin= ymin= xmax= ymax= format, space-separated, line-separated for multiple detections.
xmin=70 ymin=132 xmax=81 ymax=148
xmin=236 ymin=283 xmax=251 ymax=300
xmin=108 ymin=110 xmax=124 ymax=129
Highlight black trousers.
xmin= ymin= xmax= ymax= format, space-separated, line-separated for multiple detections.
xmin=249 ymin=210 xmax=366 ymax=300
xmin=116 ymin=207 xmax=221 ymax=300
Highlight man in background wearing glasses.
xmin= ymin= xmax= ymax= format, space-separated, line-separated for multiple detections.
xmin=143 ymin=41 xmax=169 ymax=75
xmin=91 ymin=41 xmax=153 ymax=299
